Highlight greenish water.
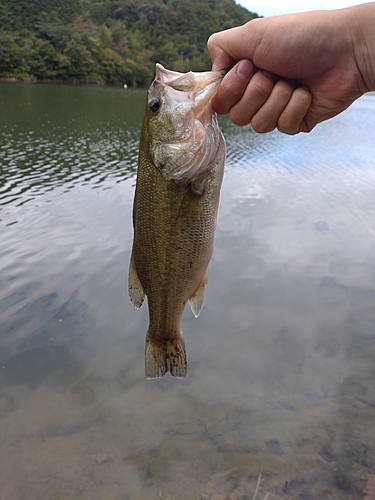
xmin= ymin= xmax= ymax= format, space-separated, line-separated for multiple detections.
xmin=1 ymin=82 xmax=375 ymax=499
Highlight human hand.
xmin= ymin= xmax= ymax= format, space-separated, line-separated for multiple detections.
xmin=207 ymin=4 xmax=375 ymax=134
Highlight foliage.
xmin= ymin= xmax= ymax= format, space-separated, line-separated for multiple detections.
xmin=0 ymin=0 xmax=258 ymax=85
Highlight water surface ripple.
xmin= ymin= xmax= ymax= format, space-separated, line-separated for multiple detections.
xmin=1 ymin=84 xmax=375 ymax=500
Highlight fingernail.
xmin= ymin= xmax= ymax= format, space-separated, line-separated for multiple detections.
xmin=236 ymin=59 xmax=253 ymax=80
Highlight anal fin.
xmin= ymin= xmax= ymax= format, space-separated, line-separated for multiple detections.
xmin=145 ymin=333 xmax=187 ymax=379
xmin=189 ymin=269 xmax=208 ymax=318
xmin=128 ymin=251 xmax=145 ymax=308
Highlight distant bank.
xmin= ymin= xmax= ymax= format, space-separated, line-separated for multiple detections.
xmin=0 ymin=0 xmax=258 ymax=87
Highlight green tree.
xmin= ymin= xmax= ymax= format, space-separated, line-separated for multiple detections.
xmin=0 ymin=0 xmax=259 ymax=84
xmin=55 ymin=53 xmax=71 ymax=78
xmin=22 ymin=38 xmax=57 ymax=78
xmin=101 ymin=46 xmax=125 ymax=81
xmin=63 ymin=33 xmax=95 ymax=79
xmin=37 ymin=22 xmax=72 ymax=50
xmin=0 ymin=32 xmax=22 ymax=75
xmin=155 ymin=40 xmax=178 ymax=67
xmin=99 ymin=25 xmax=112 ymax=48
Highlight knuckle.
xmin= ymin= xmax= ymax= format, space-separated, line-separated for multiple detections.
xmin=275 ymin=82 xmax=293 ymax=101
xmin=251 ymin=116 xmax=275 ymax=133
xmin=230 ymin=109 xmax=250 ymax=127
xmin=298 ymin=89 xmax=313 ymax=108
xmin=277 ymin=115 xmax=298 ymax=134
xmin=250 ymin=79 xmax=271 ymax=100
xmin=278 ymin=123 xmax=299 ymax=135
xmin=276 ymin=88 xmax=312 ymax=135
xmin=213 ymin=100 xmax=229 ymax=116
xmin=207 ymin=33 xmax=218 ymax=50
xmin=220 ymin=78 xmax=238 ymax=96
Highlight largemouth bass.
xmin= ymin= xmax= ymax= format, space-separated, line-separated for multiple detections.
xmin=128 ymin=63 xmax=225 ymax=379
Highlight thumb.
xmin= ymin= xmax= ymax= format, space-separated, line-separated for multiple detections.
xmin=207 ymin=23 xmax=259 ymax=71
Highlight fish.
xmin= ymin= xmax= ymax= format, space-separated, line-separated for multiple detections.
xmin=128 ymin=63 xmax=226 ymax=379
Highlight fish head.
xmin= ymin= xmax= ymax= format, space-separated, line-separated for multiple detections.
xmin=144 ymin=64 xmax=225 ymax=181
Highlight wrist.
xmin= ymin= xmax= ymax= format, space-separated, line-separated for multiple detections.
xmin=343 ymin=2 xmax=375 ymax=92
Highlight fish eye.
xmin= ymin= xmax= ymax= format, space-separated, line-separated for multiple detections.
xmin=149 ymin=98 xmax=161 ymax=113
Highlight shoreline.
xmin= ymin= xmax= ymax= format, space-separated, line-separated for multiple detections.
xmin=0 ymin=76 xmax=137 ymax=87
xmin=2 ymin=76 xmax=375 ymax=94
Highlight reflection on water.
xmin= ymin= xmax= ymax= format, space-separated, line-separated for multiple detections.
xmin=0 ymin=83 xmax=141 ymax=219
xmin=1 ymin=83 xmax=375 ymax=499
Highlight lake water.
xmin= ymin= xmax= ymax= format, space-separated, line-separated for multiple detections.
xmin=1 ymin=82 xmax=375 ymax=500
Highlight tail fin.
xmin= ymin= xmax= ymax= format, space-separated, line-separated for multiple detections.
xmin=145 ymin=333 xmax=187 ymax=379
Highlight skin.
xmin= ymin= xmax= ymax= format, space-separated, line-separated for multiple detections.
xmin=207 ymin=2 xmax=375 ymax=135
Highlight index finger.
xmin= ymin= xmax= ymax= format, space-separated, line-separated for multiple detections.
xmin=211 ymin=59 xmax=256 ymax=115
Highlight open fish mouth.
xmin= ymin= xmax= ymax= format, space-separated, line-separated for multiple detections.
xmin=156 ymin=63 xmax=225 ymax=120
xmin=155 ymin=63 xmax=226 ymax=88
xmin=149 ymin=64 xmax=225 ymax=181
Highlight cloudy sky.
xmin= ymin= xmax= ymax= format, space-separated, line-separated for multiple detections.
xmin=237 ymin=0 xmax=372 ymax=17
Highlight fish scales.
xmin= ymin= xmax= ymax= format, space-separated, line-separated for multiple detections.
xmin=128 ymin=64 xmax=225 ymax=379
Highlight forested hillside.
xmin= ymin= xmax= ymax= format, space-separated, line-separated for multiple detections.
xmin=0 ymin=0 xmax=258 ymax=85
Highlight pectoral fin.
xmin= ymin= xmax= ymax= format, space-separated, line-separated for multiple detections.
xmin=189 ymin=269 xmax=208 ymax=318
xmin=128 ymin=251 xmax=145 ymax=308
